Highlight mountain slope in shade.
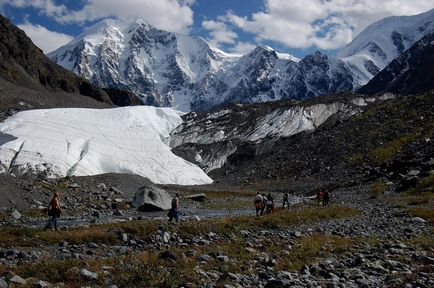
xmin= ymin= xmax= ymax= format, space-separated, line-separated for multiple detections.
xmin=359 ymin=31 xmax=434 ymax=95
xmin=49 ymin=19 xmax=355 ymax=111
xmin=338 ymin=8 xmax=434 ymax=85
xmin=0 ymin=106 xmax=213 ymax=185
xmin=0 ymin=14 xmax=113 ymax=107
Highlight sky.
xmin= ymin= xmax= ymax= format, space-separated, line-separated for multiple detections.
xmin=0 ymin=0 xmax=433 ymax=57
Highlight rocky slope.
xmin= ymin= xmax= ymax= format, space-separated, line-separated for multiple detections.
xmin=338 ymin=8 xmax=434 ymax=85
xmin=169 ymin=93 xmax=393 ymax=173
xmin=359 ymin=31 xmax=434 ymax=95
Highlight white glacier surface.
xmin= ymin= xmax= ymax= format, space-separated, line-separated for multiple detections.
xmin=0 ymin=106 xmax=213 ymax=185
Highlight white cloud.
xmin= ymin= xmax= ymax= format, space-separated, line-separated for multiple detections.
xmin=219 ymin=0 xmax=434 ymax=50
xmin=17 ymin=22 xmax=73 ymax=53
xmin=228 ymin=42 xmax=256 ymax=54
xmin=202 ymin=20 xmax=238 ymax=48
xmin=1 ymin=0 xmax=194 ymax=34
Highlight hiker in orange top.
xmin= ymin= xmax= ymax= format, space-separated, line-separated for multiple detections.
xmin=316 ymin=190 xmax=323 ymax=207
xmin=47 ymin=191 xmax=62 ymax=231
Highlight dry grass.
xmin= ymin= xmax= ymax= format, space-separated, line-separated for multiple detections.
xmin=277 ymin=235 xmax=353 ymax=271
xmin=371 ymin=180 xmax=386 ymax=198
xmin=406 ymin=207 xmax=434 ymax=223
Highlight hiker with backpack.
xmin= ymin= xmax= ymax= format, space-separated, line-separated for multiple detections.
xmin=47 ymin=191 xmax=62 ymax=231
xmin=254 ymin=192 xmax=263 ymax=216
xmin=168 ymin=193 xmax=180 ymax=223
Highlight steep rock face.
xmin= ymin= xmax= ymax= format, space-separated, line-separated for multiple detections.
xmin=359 ymin=32 xmax=434 ymax=95
xmin=49 ymin=20 xmax=355 ymax=111
xmin=338 ymin=8 xmax=434 ymax=85
xmin=0 ymin=15 xmax=113 ymax=105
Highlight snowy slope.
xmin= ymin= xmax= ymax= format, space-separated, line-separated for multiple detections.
xmin=338 ymin=8 xmax=434 ymax=85
xmin=359 ymin=31 xmax=434 ymax=95
xmin=0 ymin=107 xmax=213 ymax=185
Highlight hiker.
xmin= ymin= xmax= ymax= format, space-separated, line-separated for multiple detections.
xmin=266 ymin=193 xmax=274 ymax=214
xmin=168 ymin=193 xmax=180 ymax=223
xmin=316 ymin=190 xmax=323 ymax=206
xmin=254 ymin=192 xmax=263 ymax=216
xmin=323 ymin=190 xmax=330 ymax=207
xmin=282 ymin=191 xmax=290 ymax=209
xmin=47 ymin=191 xmax=62 ymax=231
xmin=260 ymin=193 xmax=267 ymax=216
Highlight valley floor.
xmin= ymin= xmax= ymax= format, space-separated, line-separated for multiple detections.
xmin=0 ymin=180 xmax=432 ymax=288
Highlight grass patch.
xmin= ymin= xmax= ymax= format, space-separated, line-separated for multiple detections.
xmin=406 ymin=235 xmax=434 ymax=251
xmin=371 ymin=180 xmax=386 ymax=198
xmin=175 ymin=205 xmax=359 ymax=239
xmin=277 ymin=235 xmax=353 ymax=271
xmin=370 ymin=134 xmax=417 ymax=164
xmin=0 ymin=220 xmax=159 ymax=247
xmin=406 ymin=207 xmax=434 ymax=223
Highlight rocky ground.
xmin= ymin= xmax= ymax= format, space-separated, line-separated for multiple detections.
xmin=0 ymin=177 xmax=432 ymax=287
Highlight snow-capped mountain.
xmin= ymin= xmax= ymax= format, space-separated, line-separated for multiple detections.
xmin=338 ymin=8 xmax=434 ymax=85
xmin=48 ymin=19 xmax=354 ymax=111
xmin=0 ymin=106 xmax=212 ymax=185
xmin=48 ymin=9 xmax=434 ymax=111
xmin=359 ymin=31 xmax=434 ymax=95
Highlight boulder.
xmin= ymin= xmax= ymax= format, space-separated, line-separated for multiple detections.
xmin=132 ymin=184 xmax=171 ymax=212
xmin=80 ymin=269 xmax=98 ymax=280
xmin=185 ymin=193 xmax=207 ymax=202
xmin=10 ymin=210 xmax=21 ymax=220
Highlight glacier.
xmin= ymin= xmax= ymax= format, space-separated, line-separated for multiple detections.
xmin=0 ymin=106 xmax=213 ymax=185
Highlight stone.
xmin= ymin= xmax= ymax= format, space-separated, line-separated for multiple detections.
xmin=217 ymin=255 xmax=229 ymax=262
xmin=80 ymin=269 xmax=98 ymax=280
xmin=184 ymin=193 xmax=207 ymax=202
xmin=407 ymin=170 xmax=420 ymax=176
xmin=10 ymin=210 xmax=21 ymax=220
xmin=35 ymin=280 xmax=50 ymax=288
xmin=132 ymin=184 xmax=172 ymax=212
xmin=198 ymin=254 xmax=212 ymax=262
xmin=112 ymin=210 xmax=124 ymax=216
xmin=91 ymin=210 xmax=101 ymax=218
xmin=192 ymin=215 xmax=201 ymax=221
xmin=412 ymin=217 xmax=426 ymax=223
xmin=96 ymin=183 xmax=107 ymax=190
xmin=117 ymin=233 xmax=126 ymax=243
xmin=68 ymin=183 xmax=80 ymax=189
xmin=0 ymin=278 xmax=7 ymax=288
xmin=159 ymin=251 xmax=177 ymax=261
xmin=9 ymin=275 xmax=26 ymax=285
xmin=163 ymin=232 xmax=171 ymax=243
xmin=355 ymin=278 xmax=369 ymax=287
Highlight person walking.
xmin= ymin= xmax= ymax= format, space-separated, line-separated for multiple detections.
xmin=47 ymin=191 xmax=62 ymax=231
xmin=254 ymin=192 xmax=263 ymax=216
xmin=282 ymin=191 xmax=290 ymax=209
xmin=266 ymin=193 xmax=274 ymax=214
xmin=260 ymin=193 xmax=267 ymax=216
xmin=316 ymin=190 xmax=323 ymax=207
xmin=323 ymin=190 xmax=330 ymax=207
xmin=168 ymin=193 xmax=180 ymax=223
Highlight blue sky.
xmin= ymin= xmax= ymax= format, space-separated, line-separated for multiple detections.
xmin=0 ymin=0 xmax=433 ymax=56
